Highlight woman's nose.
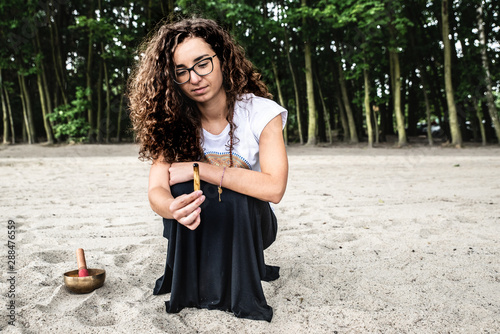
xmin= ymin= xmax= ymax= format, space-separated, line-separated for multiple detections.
xmin=190 ymin=70 xmax=202 ymax=84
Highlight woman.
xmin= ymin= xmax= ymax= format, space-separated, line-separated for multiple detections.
xmin=128 ymin=17 xmax=288 ymax=322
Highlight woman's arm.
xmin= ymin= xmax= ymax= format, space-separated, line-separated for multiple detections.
xmin=148 ymin=160 xmax=205 ymax=230
xmin=168 ymin=114 xmax=288 ymax=204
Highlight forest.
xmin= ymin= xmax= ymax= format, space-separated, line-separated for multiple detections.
xmin=1 ymin=0 xmax=499 ymax=148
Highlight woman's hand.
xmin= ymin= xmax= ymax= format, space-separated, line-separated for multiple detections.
xmin=148 ymin=159 xmax=205 ymax=230
xmin=169 ymin=190 xmax=205 ymax=230
xmin=169 ymin=162 xmax=198 ymax=186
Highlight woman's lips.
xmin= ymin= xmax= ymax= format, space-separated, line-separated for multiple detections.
xmin=192 ymin=86 xmax=208 ymax=94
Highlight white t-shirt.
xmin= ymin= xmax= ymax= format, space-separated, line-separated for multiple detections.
xmin=202 ymin=93 xmax=287 ymax=171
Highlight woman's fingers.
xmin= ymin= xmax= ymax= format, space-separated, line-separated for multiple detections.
xmin=170 ymin=191 xmax=204 ymax=212
xmin=168 ymin=162 xmax=193 ymax=186
xmin=169 ymin=191 xmax=205 ymax=229
xmin=179 ymin=207 xmax=201 ymax=230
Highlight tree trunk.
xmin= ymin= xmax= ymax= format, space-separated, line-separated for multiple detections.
xmin=271 ymin=59 xmax=287 ymax=145
xmin=147 ymin=0 xmax=153 ymax=29
xmin=4 ymin=86 xmax=15 ymax=143
xmin=103 ymin=54 xmax=111 ymax=143
xmin=407 ymin=76 xmax=418 ymax=137
xmin=314 ymin=70 xmax=332 ymax=144
xmin=96 ymin=60 xmax=103 ymax=143
xmin=86 ymin=2 xmax=95 ymax=142
xmin=472 ymin=97 xmax=486 ymax=146
xmin=42 ymin=60 xmax=55 ymax=136
xmin=390 ymin=50 xmax=407 ymax=146
xmin=442 ymin=0 xmax=462 ymax=147
xmin=335 ymin=83 xmax=349 ymax=142
xmin=49 ymin=20 xmax=68 ymax=106
xmin=35 ymin=31 xmax=54 ymax=144
xmin=116 ymin=93 xmax=125 ymax=142
xmin=0 ymin=69 xmax=9 ymax=144
xmin=338 ymin=62 xmax=358 ymax=143
xmin=18 ymin=74 xmax=36 ymax=144
xmin=420 ymin=70 xmax=434 ymax=146
xmin=55 ymin=14 xmax=68 ymax=106
xmin=386 ymin=56 xmax=394 ymax=136
xmin=36 ymin=72 xmax=54 ymax=144
xmin=284 ymin=29 xmax=303 ymax=144
xmin=97 ymin=0 xmax=112 ymax=144
xmin=166 ymin=0 xmax=175 ymax=15
xmin=428 ymin=59 xmax=447 ymax=137
xmin=408 ymin=24 xmax=433 ymax=146
xmin=373 ymin=106 xmax=379 ymax=144
xmin=116 ymin=59 xmax=129 ymax=143
xmin=363 ymin=66 xmax=373 ymax=147
xmin=477 ymin=1 xmax=500 ymax=144
xmin=24 ymin=77 xmax=37 ymax=143
xmin=303 ymin=20 xmax=316 ymax=145
xmin=331 ymin=59 xmax=348 ymax=141
xmin=22 ymin=122 xmax=27 ymax=143
xmin=18 ymin=75 xmax=30 ymax=144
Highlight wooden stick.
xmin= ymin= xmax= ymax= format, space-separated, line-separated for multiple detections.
xmin=76 ymin=248 xmax=89 ymax=277
xmin=193 ymin=163 xmax=200 ymax=191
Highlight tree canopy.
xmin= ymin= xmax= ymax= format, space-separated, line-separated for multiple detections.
xmin=1 ymin=0 xmax=499 ymax=146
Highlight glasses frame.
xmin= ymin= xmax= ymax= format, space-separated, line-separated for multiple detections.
xmin=174 ymin=54 xmax=217 ymax=85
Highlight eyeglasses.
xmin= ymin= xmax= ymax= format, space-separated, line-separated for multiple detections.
xmin=174 ymin=54 xmax=217 ymax=85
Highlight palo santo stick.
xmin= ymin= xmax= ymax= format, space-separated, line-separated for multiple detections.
xmin=193 ymin=163 xmax=200 ymax=191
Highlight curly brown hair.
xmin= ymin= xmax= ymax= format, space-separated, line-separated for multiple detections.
xmin=128 ymin=17 xmax=272 ymax=164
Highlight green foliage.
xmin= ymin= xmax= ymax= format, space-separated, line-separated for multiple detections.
xmin=47 ymin=87 xmax=91 ymax=143
xmin=1 ymin=0 xmax=499 ymax=145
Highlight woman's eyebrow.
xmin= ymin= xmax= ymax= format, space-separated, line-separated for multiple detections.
xmin=175 ymin=54 xmax=210 ymax=69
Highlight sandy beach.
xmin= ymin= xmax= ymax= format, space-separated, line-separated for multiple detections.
xmin=1 ymin=143 xmax=499 ymax=333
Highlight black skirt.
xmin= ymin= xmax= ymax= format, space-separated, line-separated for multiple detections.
xmin=153 ymin=181 xmax=280 ymax=322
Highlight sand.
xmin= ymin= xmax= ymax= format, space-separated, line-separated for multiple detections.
xmin=0 ymin=143 xmax=499 ymax=333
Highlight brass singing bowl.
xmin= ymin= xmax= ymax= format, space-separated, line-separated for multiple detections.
xmin=63 ymin=269 xmax=106 ymax=294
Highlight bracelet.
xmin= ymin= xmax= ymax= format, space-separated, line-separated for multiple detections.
xmin=218 ymin=167 xmax=226 ymax=202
